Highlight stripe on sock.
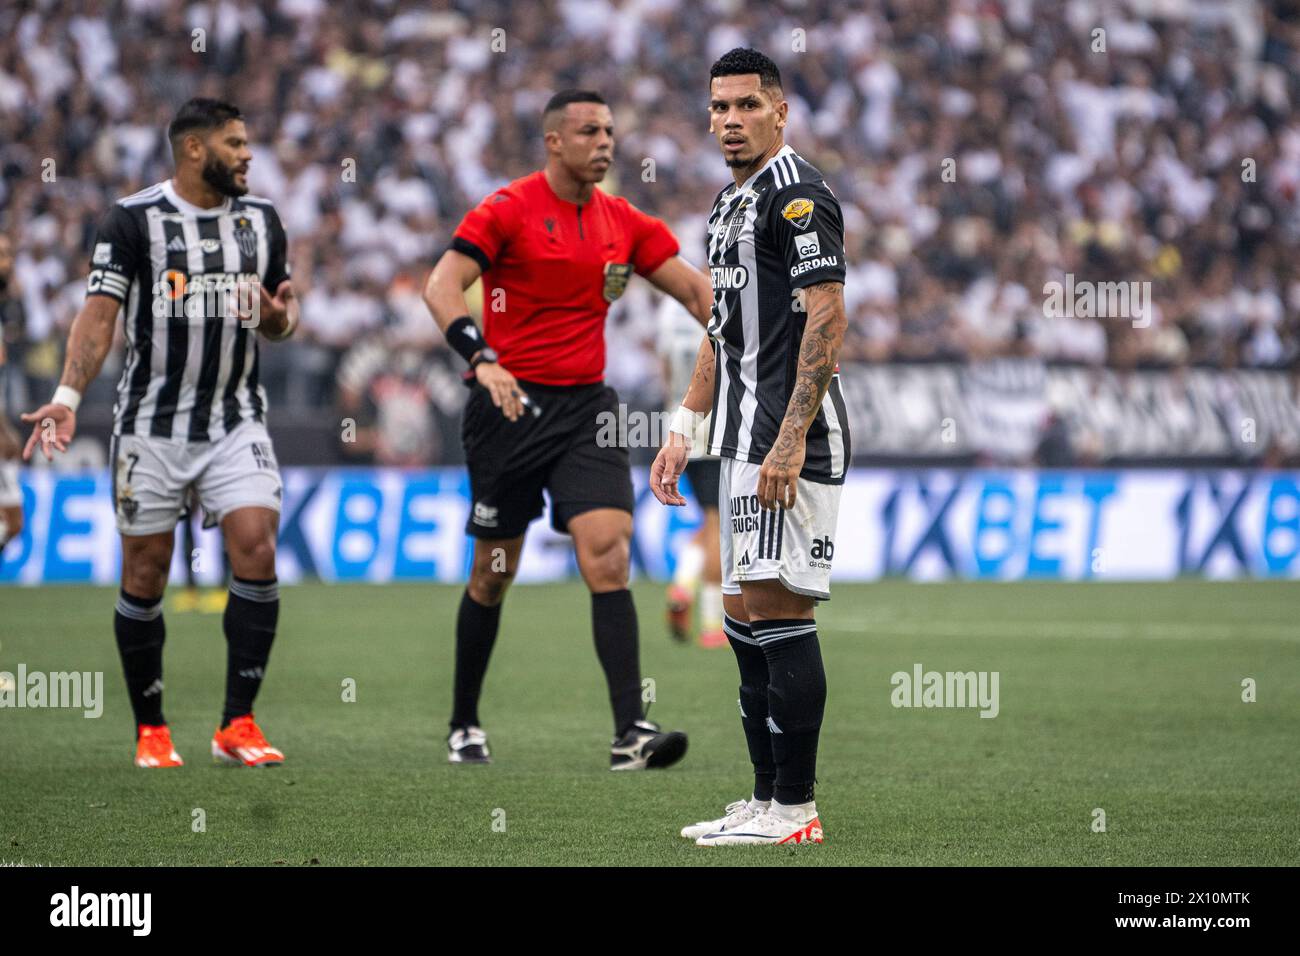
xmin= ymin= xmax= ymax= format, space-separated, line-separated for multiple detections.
xmin=115 ymin=596 xmax=162 ymax=621
xmin=751 ymin=621 xmax=817 ymax=645
xmin=723 ymin=614 xmax=758 ymax=645
xmin=229 ymin=578 xmax=279 ymax=603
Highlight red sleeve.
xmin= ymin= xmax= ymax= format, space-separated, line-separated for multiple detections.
xmin=624 ymin=201 xmax=679 ymax=277
xmin=451 ymin=191 xmax=520 ymax=271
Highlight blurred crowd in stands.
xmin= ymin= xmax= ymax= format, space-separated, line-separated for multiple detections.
xmin=2 ymin=0 xmax=1299 ymax=465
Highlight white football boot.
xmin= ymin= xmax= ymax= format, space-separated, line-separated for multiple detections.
xmin=680 ymin=798 xmax=769 ymax=840
xmin=609 ymin=719 xmax=688 ymax=770
xmin=695 ymin=803 xmax=824 ymax=846
xmin=447 ymin=725 xmax=491 ymax=764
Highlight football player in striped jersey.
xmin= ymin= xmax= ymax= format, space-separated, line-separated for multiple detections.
xmin=22 ymin=99 xmax=297 ymax=769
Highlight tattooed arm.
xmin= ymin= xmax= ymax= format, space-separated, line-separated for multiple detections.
xmin=21 ymin=295 xmax=119 ymax=460
xmin=757 ymin=281 xmax=846 ymax=511
xmin=681 ymin=335 xmax=716 ymax=414
xmin=61 ymin=296 xmax=120 ymax=392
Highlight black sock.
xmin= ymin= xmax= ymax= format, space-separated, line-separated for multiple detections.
xmin=725 ymin=615 xmax=776 ymax=802
xmin=591 ymin=589 xmax=643 ymax=736
xmin=113 ymin=589 xmax=166 ymax=729
xmin=222 ymin=576 xmax=279 ymax=727
xmin=451 ymin=591 xmax=503 ymax=729
xmin=751 ymin=619 xmax=826 ymax=806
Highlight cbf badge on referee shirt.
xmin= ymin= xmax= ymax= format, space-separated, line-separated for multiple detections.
xmin=602 ymin=262 xmax=634 ymax=303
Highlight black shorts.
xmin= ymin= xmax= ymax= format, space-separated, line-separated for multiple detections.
xmin=684 ymin=458 xmax=721 ymax=510
xmin=461 ymin=380 xmax=635 ymax=539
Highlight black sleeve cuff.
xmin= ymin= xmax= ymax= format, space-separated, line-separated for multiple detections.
xmin=450 ymin=237 xmax=491 ymax=273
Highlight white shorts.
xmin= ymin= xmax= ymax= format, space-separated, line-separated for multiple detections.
xmin=0 ymin=460 xmax=20 ymax=509
xmin=110 ymin=420 xmax=282 ymax=536
xmin=719 ymin=457 xmax=841 ymax=601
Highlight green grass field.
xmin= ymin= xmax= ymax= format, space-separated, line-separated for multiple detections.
xmin=1 ymin=580 xmax=1297 ymax=866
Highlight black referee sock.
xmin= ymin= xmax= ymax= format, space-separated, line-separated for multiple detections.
xmin=725 ymin=615 xmax=776 ymax=803
xmin=113 ymin=589 xmax=166 ymax=729
xmin=591 ymin=589 xmax=644 ymax=736
xmin=222 ymin=576 xmax=280 ymax=727
xmin=751 ymin=619 xmax=826 ymax=806
xmin=451 ymin=590 xmax=503 ymax=728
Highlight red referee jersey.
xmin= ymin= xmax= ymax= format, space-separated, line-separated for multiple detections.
xmin=451 ymin=170 xmax=679 ymax=385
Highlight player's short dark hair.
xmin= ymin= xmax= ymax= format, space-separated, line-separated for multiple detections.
xmin=709 ymin=48 xmax=782 ymax=92
xmin=543 ymin=89 xmax=607 ymax=123
xmin=167 ymin=98 xmax=243 ymax=152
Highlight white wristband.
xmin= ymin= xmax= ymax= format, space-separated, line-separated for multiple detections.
xmin=52 ymin=385 xmax=82 ymax=413
xmin=668 ymin=405 xmax=706 ymax=446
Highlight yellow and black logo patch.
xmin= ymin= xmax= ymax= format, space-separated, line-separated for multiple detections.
xmin=602 ymin=262 xmax=634 ymax=303
xmin=781 ymin=198 xmax=815 ymax=229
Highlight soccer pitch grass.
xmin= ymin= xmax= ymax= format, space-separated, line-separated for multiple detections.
xmin=1 ymin=580 xmax=1296 ymax=867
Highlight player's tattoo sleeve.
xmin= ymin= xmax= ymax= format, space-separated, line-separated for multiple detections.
xmin=61 ymin=296 xmax=120 ymax=393
xmin=681 ymin=335 xmax=715 ymax=414
xmin=774 ymin=281 xmax=846 ymax=453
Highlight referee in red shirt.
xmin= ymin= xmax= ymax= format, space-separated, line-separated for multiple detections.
xmin=423 ymin=90 xmax=714 ymax=769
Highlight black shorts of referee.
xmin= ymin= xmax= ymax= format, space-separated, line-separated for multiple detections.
xmin=461 ymin=379 xmax=634 ymax=539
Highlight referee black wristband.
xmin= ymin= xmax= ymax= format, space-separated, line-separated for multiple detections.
xmin=445 ymin=315 xmax=485 ymax=365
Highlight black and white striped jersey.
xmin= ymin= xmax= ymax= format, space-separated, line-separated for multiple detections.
xmin=705 ymin=144 xmax=851 ymax=484
xmin=86 ymin=179 xmax=290 ymax=441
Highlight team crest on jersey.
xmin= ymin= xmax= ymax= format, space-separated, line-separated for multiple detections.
xmin=602 ymin=262 xmax=634 ymax=303
xmin=723 ymin=198 xmax=752 ymax=248
xmin=233 ymin=215 xmax=257 ymax=259
xmin=781 ymin=198 xmax=815 ymax=229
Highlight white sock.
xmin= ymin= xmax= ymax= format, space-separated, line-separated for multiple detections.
xmin=772 ymin=799 xmax=816 ymax=821
xmin=748 ymin=795 xmax=771 ymax=810
xmin=672 ymin=542 xmax=705 ymax=588
xmin=699 ymin=587 xmax=723 ymax=631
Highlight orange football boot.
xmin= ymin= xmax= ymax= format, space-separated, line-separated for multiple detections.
xmin=211 ymin=714 xmax=285 ymax=768
xmin=666 ymin=585 xmax=692 ymax=642
xmin=135 ymin=724 xmax=184 ymax=768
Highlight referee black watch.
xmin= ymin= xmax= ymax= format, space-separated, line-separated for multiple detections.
xmin=469 ymin=347 xmax=499 ymax=369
